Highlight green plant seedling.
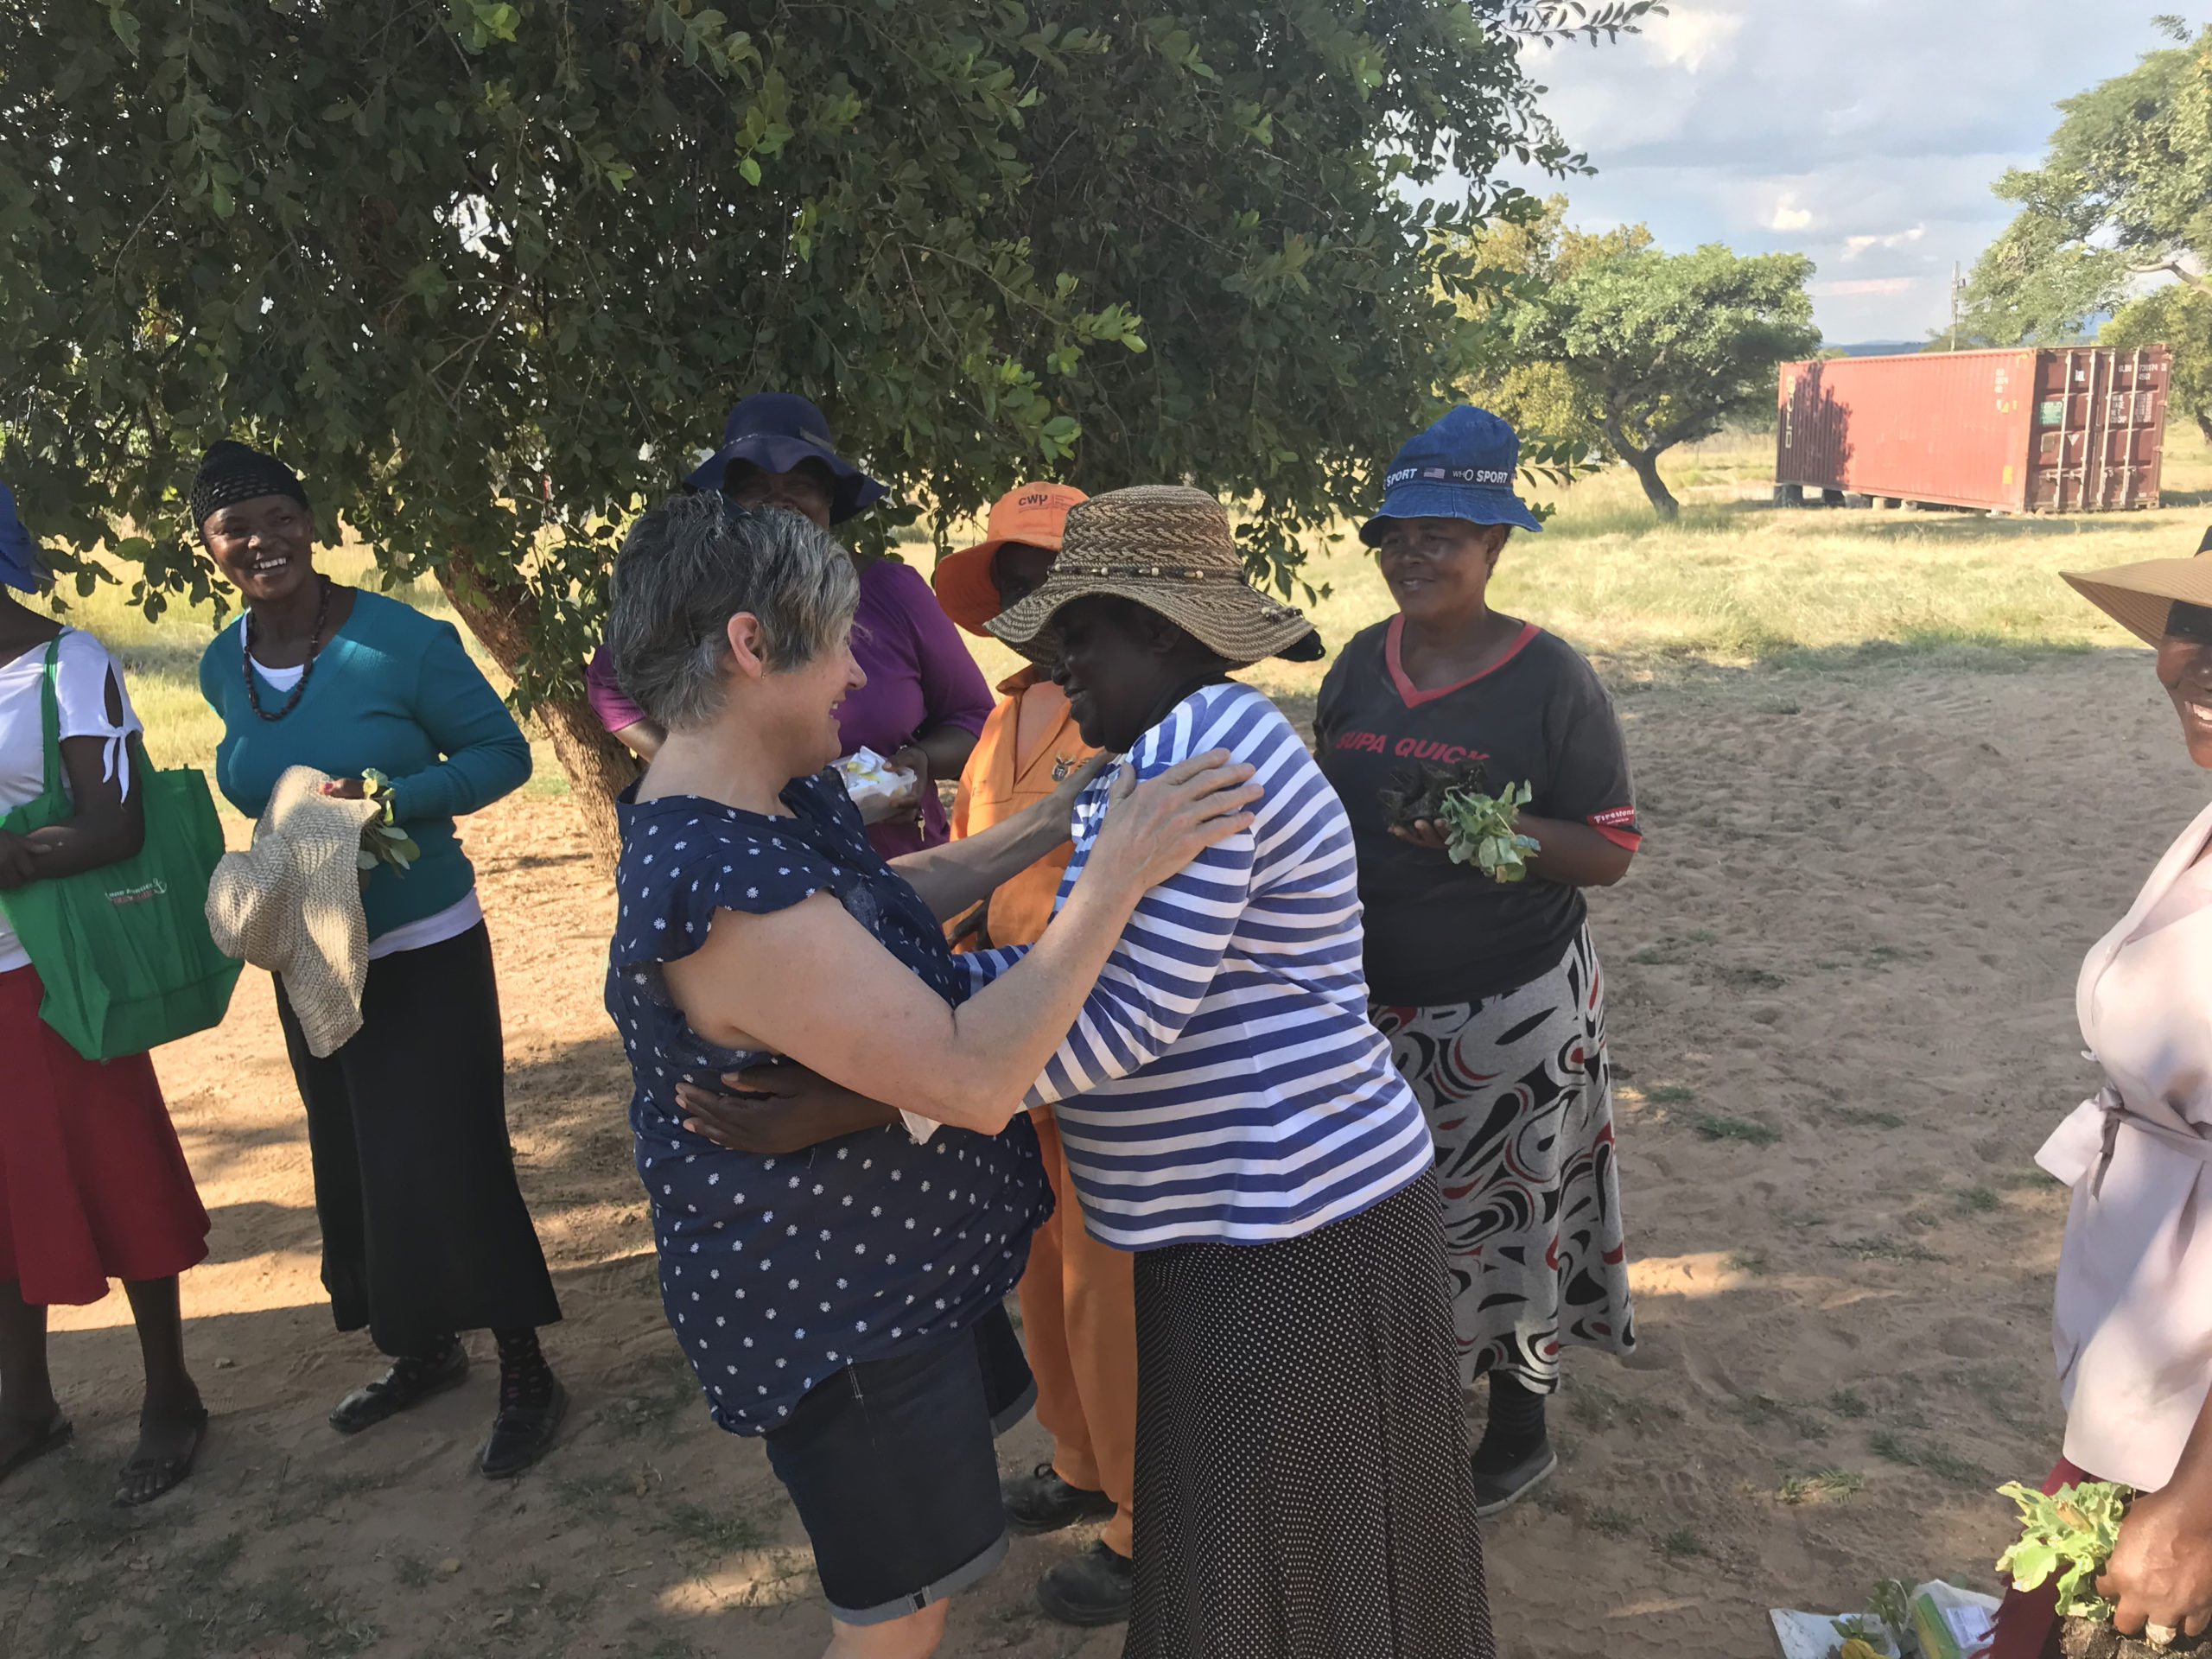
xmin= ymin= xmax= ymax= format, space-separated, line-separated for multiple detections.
xmin=356 ymin=768 xmax=420 ymax=887
xmin=1995 ymin=1478 xmax=2132 ymax=1620
xmin=1437 ymin=780 xmax=1541 ymax=881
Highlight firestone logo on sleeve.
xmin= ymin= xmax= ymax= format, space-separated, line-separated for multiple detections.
xmin=1587 ymin=805 xmax=1638 ymax=828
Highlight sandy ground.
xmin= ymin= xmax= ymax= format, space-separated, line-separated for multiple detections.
xmin=4 ymin=643 xmax=2206 ymax=1659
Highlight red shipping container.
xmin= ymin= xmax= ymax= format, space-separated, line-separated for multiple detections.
xmin=1774 ymin=346 xmax=2169 ymax=512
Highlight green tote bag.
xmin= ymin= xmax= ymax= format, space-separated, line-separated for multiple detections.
xmin=0 ymin=639 xmax=242 ymax=1060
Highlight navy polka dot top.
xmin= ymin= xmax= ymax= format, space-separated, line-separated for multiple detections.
xmin=605 ymin=768 xmax=1050 ymax=1435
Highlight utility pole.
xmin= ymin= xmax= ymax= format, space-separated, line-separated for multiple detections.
xmin=1948 ymin=260 xmax=1961 ymax=352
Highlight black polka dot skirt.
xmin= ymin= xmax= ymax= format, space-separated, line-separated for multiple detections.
xmin=1124 ymin=1171 xmax=1496 ymax=1659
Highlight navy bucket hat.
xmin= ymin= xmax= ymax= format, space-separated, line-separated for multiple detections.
xmin=1359 ymin=405 xmax=1543 ymax=543
xmin=0 ymin=480 xmax=46 ymax=593
xmin=683 ymin=392 xmax=888 ymax=524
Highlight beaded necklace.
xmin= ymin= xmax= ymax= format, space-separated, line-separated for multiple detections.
xmin=241 ymin=575 xmax=331 ymax=722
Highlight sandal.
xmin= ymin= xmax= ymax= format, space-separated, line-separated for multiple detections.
xmin=114 ymin=1407 xmax=207 ymax=1508
xmin=0 ymin=1411 xmax=73 ymax=1484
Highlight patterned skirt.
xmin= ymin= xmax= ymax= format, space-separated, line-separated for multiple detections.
xmin=1124 ymin=1173 xmax=1494 ymax=1659
xmin=1370 ymin=925 xmax=1636 ymax=1391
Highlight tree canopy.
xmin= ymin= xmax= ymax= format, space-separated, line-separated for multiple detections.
xmin=1954 ymin=19 xmax=2212 ymax=435
xmin=1 ymin=0 xmax=1655 ymax=853
xmin=1448 ymin=194 xmax=1654 ymax=450
xmin=1510 ymin=241 xmax=1820 ymax=518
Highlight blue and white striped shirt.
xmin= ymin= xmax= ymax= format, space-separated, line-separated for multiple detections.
xmin=963 ymin=682 xmax=1434 ymax=1250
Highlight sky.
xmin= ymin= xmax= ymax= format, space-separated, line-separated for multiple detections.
xmin=1497 ymin=1 xmax=2184 ymax=344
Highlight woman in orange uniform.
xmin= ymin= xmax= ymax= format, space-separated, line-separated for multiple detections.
xmin=931 ymin=484 xmax=1133 ymax=1627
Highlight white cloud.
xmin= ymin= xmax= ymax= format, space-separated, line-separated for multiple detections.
xmin=1497 ymin=0 xmax=2177 ymax=339
xmin=1770 ymin=194 xmax=1815 ymax=232
xmin=1643 ymin=6 xmax=1746 ymax=73
xmin=1844 ymin=226 xmax=1928 ymax=259
xmin=1815 ymin=277 xmax=1918 ymax=296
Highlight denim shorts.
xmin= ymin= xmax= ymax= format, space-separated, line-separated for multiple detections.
xmin=762 ymin=1302 xmax=1036 ymax=1624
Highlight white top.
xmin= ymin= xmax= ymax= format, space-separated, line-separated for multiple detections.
xmin=249 ymin=654 xmax=306 ymax=693
xmin=2037 ymin=797 xmax=2212 ymax=1490
xmin=956 ymin=682 xmax=1434 ymax=1249
xmin=0 ymin=628 xmax=144 ymax=973
xmin=364 ymin=888 xmax=483 ymax=960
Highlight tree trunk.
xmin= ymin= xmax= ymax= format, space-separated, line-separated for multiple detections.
xmin=1624 ymin=448 xmax=1681 ymax=519
xmin=2195 ymin=407 xmax=2212 ymax=448
xmin=435 ymin=563 xmax=633 ymax=876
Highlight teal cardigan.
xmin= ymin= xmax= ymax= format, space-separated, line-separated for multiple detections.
xmin=199 ymin=590 xmax=532 ymax=941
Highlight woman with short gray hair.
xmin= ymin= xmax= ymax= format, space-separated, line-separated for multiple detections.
xmin=602 ymin=491 xmax=1257 ymax=1659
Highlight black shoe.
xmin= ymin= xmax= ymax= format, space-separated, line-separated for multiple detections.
xmin=1003 ymin=1461 xmax=1117 ymax=1535
xmin=1037 ymin=1541 xmax=1135 ymax=1627
xmin=1471 ymin=1438 xmax=1558 ymax=1518
xmin=328 ymin=1344 xmax=469 ymax=1435
xmin=480 ymin=1376 xmax=567 ymax=1478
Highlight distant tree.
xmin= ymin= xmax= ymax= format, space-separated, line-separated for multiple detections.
xmin=0 ymin=0 xmax=1657 ymax=861
xmin=1954 ymin=19 xmax=2212 ymax=359
xmin=1512 ymin=243 xmax=1821 ymax=518
xmin=1447 ymin=195 xmax=1653 ymax=448
xmin=2107 ymin=283 xmax=2212 ymax=442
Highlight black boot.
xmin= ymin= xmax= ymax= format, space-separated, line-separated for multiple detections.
xmin=1471 ymin=1370 xmax=1556 ymax=1518
xmin=329 ymin=1340 xmax=468 ymax=1434
xmin=479 ymin=1328 xmax=565 ymax=1478
xmin=1003 ymin=1461 xmax=1117 ymax=1534
xmin=1037 ymin=1541 xmax=1135 ymax=1627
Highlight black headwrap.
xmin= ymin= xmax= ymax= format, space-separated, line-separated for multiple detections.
xmin=188 ymin=440 xmax=310 ymax=531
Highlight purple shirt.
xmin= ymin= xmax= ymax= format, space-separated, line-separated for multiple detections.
xmin=586 ymin=556 xmax=991 ymax=859
xmin=587 ymin=643 xmax=648 ymax=734
xmin=841 ymin=556 xmax=993 ymax=855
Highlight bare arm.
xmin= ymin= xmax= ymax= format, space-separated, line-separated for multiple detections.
xmin=2099 ymin=1385 xmax=2212 ymax=1639
xmin=1389 ymin=812 xmax=1634 ymax=887
xmin=890 ymin=753 xmax=1108 ymax=921
xmin=660 ymin=753 xmax=1258 ymax=1133
xmin=612 ymin=719 xmax=664 ymax=760
xmin=0 ymin=731 xmax=147 ymax=890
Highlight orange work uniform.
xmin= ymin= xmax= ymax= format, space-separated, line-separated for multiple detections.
xmin=948 ymin=667 xmax=1135 ymax=1558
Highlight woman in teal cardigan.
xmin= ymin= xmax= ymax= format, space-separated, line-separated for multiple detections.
xmin=192 ymin=441 xmax=563 ymax=1479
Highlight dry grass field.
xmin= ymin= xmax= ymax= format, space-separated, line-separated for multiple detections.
xmin=7 ymin=432 xmax=2212 ymax=1657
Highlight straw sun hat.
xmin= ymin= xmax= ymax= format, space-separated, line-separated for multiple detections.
xmin=2063 ymin=531 xmax=2212 ymax=646
xmin=204 ymin=766 xmax=382 ymax=1058
xmin=987 ymin=485 xmax=1321 ymax=667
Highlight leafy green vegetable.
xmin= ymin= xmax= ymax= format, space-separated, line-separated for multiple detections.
xmin=1995 ymin=1478 xmax=2133 ymax=1620
xmin=1438 ymin=781 xmax=1541 ymax=882
xmin=355 ymin=769 xmax=420 ymax=887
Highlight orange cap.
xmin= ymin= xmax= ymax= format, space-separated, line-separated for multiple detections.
xmin=931 ymin=482 xmax=1088 ymax=635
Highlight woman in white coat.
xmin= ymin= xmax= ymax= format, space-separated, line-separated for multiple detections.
xmin=1988 ymin=538 xmax=2212 ymax=1658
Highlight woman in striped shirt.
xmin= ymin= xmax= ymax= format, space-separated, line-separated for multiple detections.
xmin=688 ymin=487 xmax=1497 ymax=1659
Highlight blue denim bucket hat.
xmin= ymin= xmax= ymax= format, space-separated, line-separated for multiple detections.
xmin=683 ymin=392 xmax=889 ymax=524
xmin=1358 ymin=405 xmax=1543 ymax=543
xmin=0 ymin=480 xmax=46 ymax=592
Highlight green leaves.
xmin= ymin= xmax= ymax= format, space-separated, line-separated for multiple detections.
xmin=449 ymin=0 xmax=519 ymax=52
xmin=355 ymin=770 xmax=420 ymax=884
xmin=1439 ymin=781 xmax=1540 ymax=881
xmin=1995 ymin=1478 xmax=2132 ymax=1621
xmin=2 ymin=0 xmax=1618 ymax=744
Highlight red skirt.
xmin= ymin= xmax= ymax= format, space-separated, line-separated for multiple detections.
xmin=0 ymin=963 xmax=209 ymax=1305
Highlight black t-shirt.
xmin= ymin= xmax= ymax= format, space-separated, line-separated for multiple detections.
xmin=1314 ymin=619 xmax=1640 ymax=1006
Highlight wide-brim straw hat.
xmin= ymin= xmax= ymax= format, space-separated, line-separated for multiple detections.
xmin=204 ymin=766 xmax=381 ymax=1058
xmin=987 ymin=485 xmax=1320 ymax=667
xmin=2063 ymin=531 xmax=2212 ymax=645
